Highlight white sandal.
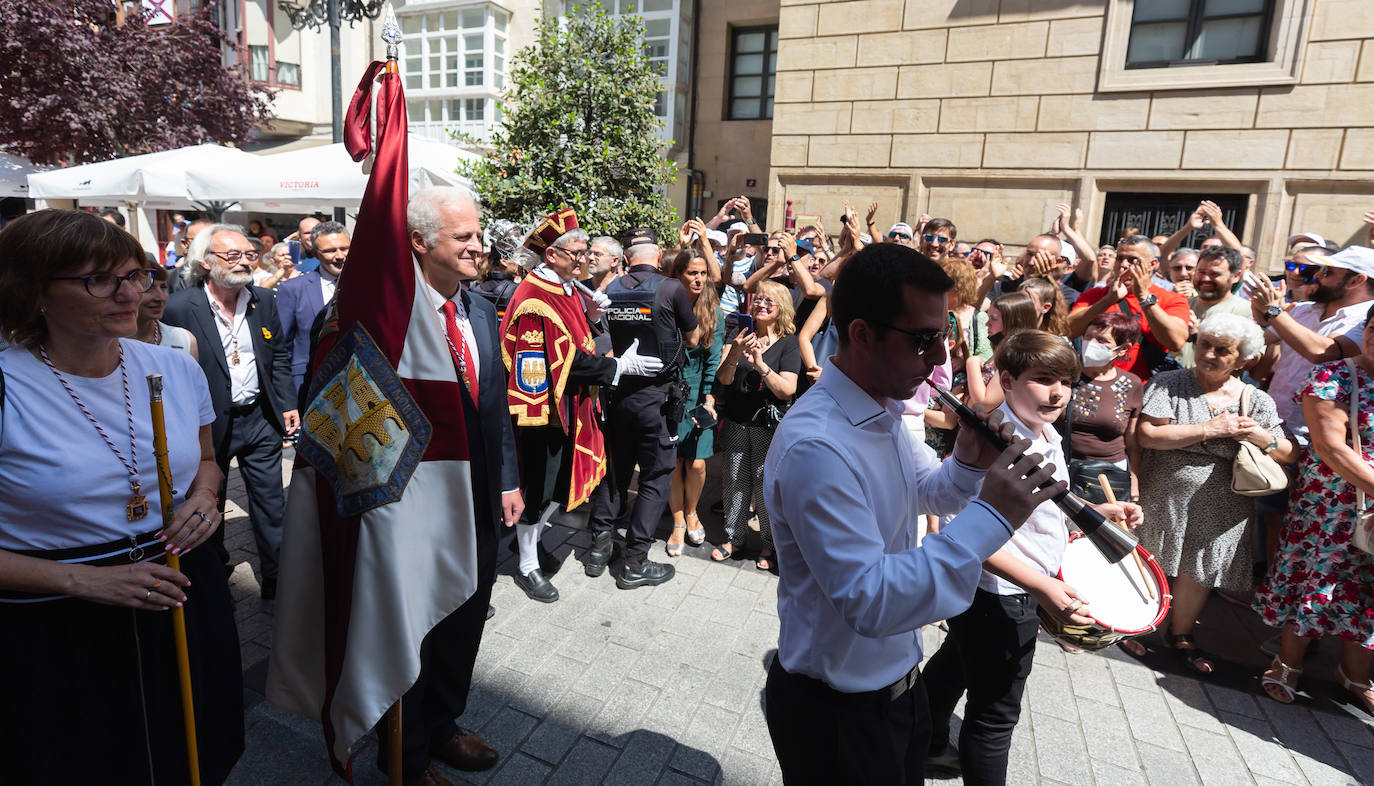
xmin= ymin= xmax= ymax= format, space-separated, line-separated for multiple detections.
xmin=1337 ymin=665 xmax=1374 ymax=715
xmin=1261 ymin=656 xmax=1301 ymax=704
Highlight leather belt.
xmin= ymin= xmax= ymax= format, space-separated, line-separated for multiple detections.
xmin=885 ymin=661 xmax=922 ymax=702
xmin=228 ymin=397 xmax=260 ymax=416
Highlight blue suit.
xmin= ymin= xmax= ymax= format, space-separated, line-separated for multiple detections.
xmin=276 ymin=272 xmax=327 ymax=392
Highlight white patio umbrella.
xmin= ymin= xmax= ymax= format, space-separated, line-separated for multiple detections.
xmin=0 ymin=152 xmax=46 ymax=197
xmin=26 ymin=144 xmax=262 ymax=209
xmin=184 ymin=135 xmax=480 ymax=210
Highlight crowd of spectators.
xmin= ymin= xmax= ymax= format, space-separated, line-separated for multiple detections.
xmin=5 ymin=196 xmax=1373 ymax=783
xmin=524 ymin=196 xmax=1374 ymax=719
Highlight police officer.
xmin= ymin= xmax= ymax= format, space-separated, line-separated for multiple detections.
xmin=584 ymin=228 xmax=701 ymax=588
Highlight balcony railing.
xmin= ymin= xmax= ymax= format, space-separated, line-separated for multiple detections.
xmin=409 ymin=119 xmax=495 ymax=145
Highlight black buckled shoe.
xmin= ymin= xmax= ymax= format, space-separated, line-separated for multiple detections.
xmin=513 ymin=569 xmax=559 ymax=603
xmin=584 ymin=530 xmax=613 ymax=577
xmin=616 ymin=554 xmax=674 ymax=589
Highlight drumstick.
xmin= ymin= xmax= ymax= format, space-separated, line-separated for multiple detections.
xmin=1098 ymin=473 xmax=1154 ymax=600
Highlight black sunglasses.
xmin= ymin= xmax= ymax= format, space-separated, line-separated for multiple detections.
xmin=875 ymin=322 xmax=947 ymax=355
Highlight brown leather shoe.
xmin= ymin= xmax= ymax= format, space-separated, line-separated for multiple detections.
xmin=403 ymin=765 xmax=454 ymax=786
xmin=431 ymin=731 xmax=499 ymax=772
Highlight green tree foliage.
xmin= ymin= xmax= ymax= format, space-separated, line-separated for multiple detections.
xmin=460 ymin=4 xmax=677 ymax=239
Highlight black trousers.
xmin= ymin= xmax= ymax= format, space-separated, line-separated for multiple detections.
xmin=209 ymin=405 xmax=286 ymax=582
xmin=377 ymin=519 xmax=497 ymax=778
xmin=587 ymin=386 xmax=674 ymax=556
xmin=764 ymin=657 xmax=930 ymax=785
xmin=923 ymin=588 xmax=1040 ymax=786
xmin=0 ymin=546 xmax=244 ymax=785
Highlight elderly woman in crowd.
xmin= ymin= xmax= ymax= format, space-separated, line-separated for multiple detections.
xmin=1134 ymin=312 xmax=1296 ymax=672
xmin=0 ymin=210 xmax=242 ymax=783
xmin=712 ymin=279 xmax=801 ymax=570
xmin=135 ymin=266 xmax=198 ymax=358
xmin=665 ymin=250 xmax=724 ymax=556
xmin=1253 ymin=304 xmax=1374 ymax=712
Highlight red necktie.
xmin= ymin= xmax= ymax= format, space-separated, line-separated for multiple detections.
xmin=440 ymin=300 xmax=479 ymax=405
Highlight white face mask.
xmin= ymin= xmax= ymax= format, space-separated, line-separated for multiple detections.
xmin=1080 ymin=340 xmax=1115 ymax=368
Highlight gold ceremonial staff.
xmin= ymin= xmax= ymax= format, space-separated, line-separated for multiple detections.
xmin=147 ymin=374 xmax=202 ymax=786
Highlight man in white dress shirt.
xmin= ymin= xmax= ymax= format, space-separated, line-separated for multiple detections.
xmin=762 ymin=242 xmax=1066 ymax=784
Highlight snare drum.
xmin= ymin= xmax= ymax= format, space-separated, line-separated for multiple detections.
xmin=1036 ymin=532 xmax=1171 ymax=652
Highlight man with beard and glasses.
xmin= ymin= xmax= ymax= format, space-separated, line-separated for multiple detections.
xmin=1174 ymin=246 xmax=1253 ymax=369
xmin=1244 ymin=245 xmax=1374 ymax=597
xmin=165 ymin=224 xmax=298 ymax=599
xmin=1249 ymin=245 xmax=1374 ymax=444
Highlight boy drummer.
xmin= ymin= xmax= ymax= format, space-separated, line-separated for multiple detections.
xmin=923 ymin=329 xmax=1143 ymax=784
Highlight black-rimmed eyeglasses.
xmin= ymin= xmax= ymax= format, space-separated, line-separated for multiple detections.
xmin=53 ymin=268 xmax=158 ymax=298
xmin=208 ymin=250 xmax=261 ymax=264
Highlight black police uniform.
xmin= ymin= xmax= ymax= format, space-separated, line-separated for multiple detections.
xmin=586 ymin=263 xmax=698 ymax=560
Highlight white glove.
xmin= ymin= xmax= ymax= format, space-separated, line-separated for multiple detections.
xmin=614 ymin=339 xmax=665 ymax=383
xmin=580 ymin=287 xmax=611 ymax=320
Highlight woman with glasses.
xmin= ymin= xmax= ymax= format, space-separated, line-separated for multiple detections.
xmin=135 ymin=266 xmax=199 ymax=358
xmin=712 ymin=280 xmax=802 ymax=570
xmin=0 ymin=210 xmax=242 ymax=784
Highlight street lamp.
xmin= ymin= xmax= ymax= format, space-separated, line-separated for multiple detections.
xmin=278 ymin=0 xmax=388 ymax=221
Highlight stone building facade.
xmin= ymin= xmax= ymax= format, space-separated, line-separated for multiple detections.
xmin=765 ymin=0 xmax=1374 ymax=266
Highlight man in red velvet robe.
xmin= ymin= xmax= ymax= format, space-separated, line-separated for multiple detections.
xmin=499 ymin=208 xmax=662 ymax=602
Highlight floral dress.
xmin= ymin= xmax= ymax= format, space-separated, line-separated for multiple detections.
xmin=1252 ymin=360 xmax=1374 ymax=646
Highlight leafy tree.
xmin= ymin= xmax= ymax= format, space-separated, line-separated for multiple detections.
xmin=461 ymin=3 xmax=678 ymax=239
xmin=0 ymin=0 xmax=275 ymax=165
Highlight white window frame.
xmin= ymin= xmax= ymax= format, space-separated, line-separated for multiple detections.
xmin=1097 ymin=0 xmax=1310 ymax=93
xmin=398 ymin=2 xmax=509 ymax=142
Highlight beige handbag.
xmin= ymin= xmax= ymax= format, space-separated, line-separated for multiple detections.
xmin=1346 ymin=360 xmax=1374 ymax=554
xmin=1231 ymin=384 xmax=1289 ymax=497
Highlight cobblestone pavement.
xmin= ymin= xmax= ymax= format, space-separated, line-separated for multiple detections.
xmin=223 ymin=455 xmax=1374 ymax=785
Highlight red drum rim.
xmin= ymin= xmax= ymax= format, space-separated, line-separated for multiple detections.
xmin=1061 ymin=531 xmax=1173 ymax=635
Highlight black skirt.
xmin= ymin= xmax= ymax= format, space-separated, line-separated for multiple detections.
xmin=0 ymin=545 xmax=244 ymax=785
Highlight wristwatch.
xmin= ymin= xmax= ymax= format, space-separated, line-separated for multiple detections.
xmin=1264 ymin=304 xmax=1283 ymax=324
xmin=790 ymin=254 xmax=801 ymax=262
xmin=1138 ymin=293 xmax=1159 ymax=308
xmin=1263 ymin=435 xmax=1279 ymax=454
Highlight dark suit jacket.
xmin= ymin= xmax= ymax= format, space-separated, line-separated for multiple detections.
xmin=461 ymin=289 xmax=521 ymax=537
xmin=275 ymin=272 xmax=327 ymax=388
xmin=164 ymin=285 xmax=296 ymax=449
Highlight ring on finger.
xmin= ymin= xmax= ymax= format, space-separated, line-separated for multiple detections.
xmin=195 ymin=510 xmax=211 ymax=523
xmin=144 ymin=588 xmax=153 ymax=600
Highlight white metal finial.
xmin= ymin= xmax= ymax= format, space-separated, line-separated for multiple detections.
xmin=381 ymin=4 xmax=402 ymax=60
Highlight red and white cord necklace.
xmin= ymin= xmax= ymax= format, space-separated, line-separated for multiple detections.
xmin=39 ymin=342 xmax=149 ymax=521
